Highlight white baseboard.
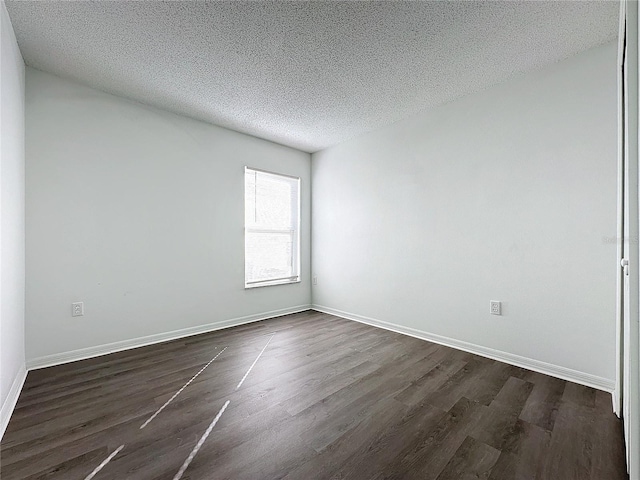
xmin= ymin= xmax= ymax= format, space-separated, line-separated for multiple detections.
xmin=27 ymin=305 xmax=312 ymax=370
xmin=612 ymin=387 xmax=621 ymax=417
xmin=1 ymin=363 xmax=27 ymax=441
xmin=312 ymin=304 xmax=615 ymax=393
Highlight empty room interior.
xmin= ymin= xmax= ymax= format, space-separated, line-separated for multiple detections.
xmin=1 ymin=1 xmax=640 ymax=479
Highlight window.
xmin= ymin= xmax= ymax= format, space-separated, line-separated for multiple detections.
xmin=244 ymin=167 xmax=300 ymax=288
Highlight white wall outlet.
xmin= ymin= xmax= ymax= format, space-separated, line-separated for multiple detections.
xmin=490 ymin=300 xmax=501 ymax=315
xmin=72 ymin=302 xmax=84 ymax=317
xmin=313 ymin=276 xmax=318 ymax=285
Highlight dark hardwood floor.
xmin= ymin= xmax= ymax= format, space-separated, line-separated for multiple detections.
xmin=0 ymin=311 xmax=628 ymax=479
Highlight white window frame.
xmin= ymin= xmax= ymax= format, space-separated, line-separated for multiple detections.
xmin=244 ymin=166 xmax=301 ymax=288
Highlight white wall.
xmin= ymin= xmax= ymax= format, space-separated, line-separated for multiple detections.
xmin=312 ymin=42 xmax=618 ymax=388
xmin=0 ymin=1 xmax=26 ymax=437
xmin=25 ymin=68 xmax=311 ymax=365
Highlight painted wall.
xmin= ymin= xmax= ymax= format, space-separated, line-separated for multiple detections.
xmin=312 ymin=42 xmax=618 ymax=386
xmin=0 ymin=1 xmax=26 ymax=437
xmin=25 ymin=68 xmax=311 ymax=364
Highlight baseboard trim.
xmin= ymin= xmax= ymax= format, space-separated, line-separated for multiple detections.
xmin=27 ymin=305 xmax=312 ymax=370
xmin=312 ymin=304 xmax=615 ymax=393
xmin=1 ymin=363 xmax=27 ymax=441
xmin=612 ymin=387 xmax=620 ymax=417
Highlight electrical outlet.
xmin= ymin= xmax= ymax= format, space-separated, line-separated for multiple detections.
xmin=490 ymin=301 xmax=501 ymax=315
xmin=313 ymin=276 xmax=318 ymax=285
xmin=72 ymin=302 xmax=84 ymax=317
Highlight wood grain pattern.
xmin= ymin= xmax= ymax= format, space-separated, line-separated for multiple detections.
xmin=0 ymin=311 xmax=628 ymax=479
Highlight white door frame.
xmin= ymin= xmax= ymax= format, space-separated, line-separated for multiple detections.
xmin=615 ymin=0 xmax=626 ymax=418
xmin=617 ymin=1 xmax=640 ymax=478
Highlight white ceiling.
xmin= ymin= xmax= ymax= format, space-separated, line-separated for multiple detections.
xmin=6 ymin=1 xmax=619 ymax=153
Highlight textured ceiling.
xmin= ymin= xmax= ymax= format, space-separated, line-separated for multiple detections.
xmin=6 ymin=1 xmax=618 ymax=153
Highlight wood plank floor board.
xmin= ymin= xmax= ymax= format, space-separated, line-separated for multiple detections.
xmin=1 ymin=408 xmax=155 ymax=472
xmin=435 ymin=436 xmax=501 ymax=480
xmin=536 ymin=404 xmax=595 ymax=480
xmin=469 ymin=377 xmax=535 ymax=453
xmin=151 ymin=357 xmax=382 ymax=434
xmin=281 ymin=396 xmax=411 ymax=480
xmin=3 ymin=443 xmax=109 ymax=480
xmin=534 ymin=381 xmax=608 ymax=480
xmin=279 ymin=360 xmax=383 ymax=416
xmin=1 ymin=413 xmax=147 ymax=476
xmin=328 ymin=399 xmax=448 ymax=480
xmin=370 ymin=396 xmax=485 ymax=480
xmin=590 ymin=390 xmax=628 ymax=480
xmin=90 ymin=402 xmax=240 ymax=480
xmin=422 ymin=356 xmax=494 ymax=411
xmin=517 ymin=370 xmax=566 ymax=432
xmin=0 ymin=311 xmax=628 ymax=480
xmin=12 ymin=346 xmax=230 ymax=417
xmin=394 ymin=358 xmax=468 ymax=407
xmin=487 ymin=420 xmax=553 ymax=480
xmin=7 ymin=352 xmax=234 ymax=434
xmin=21 ymin=446 xmax=111 ymax=480
xmin=184 ymin=410 xmax=318 ymax=480
xmin=491 ymin=377 xmax=535 ymax=411
xmin=298 ymin=355 xmax=447 ymax=453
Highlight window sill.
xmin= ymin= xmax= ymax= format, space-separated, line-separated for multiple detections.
xmin=245 ymin=278 xmax=301 ymax=289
